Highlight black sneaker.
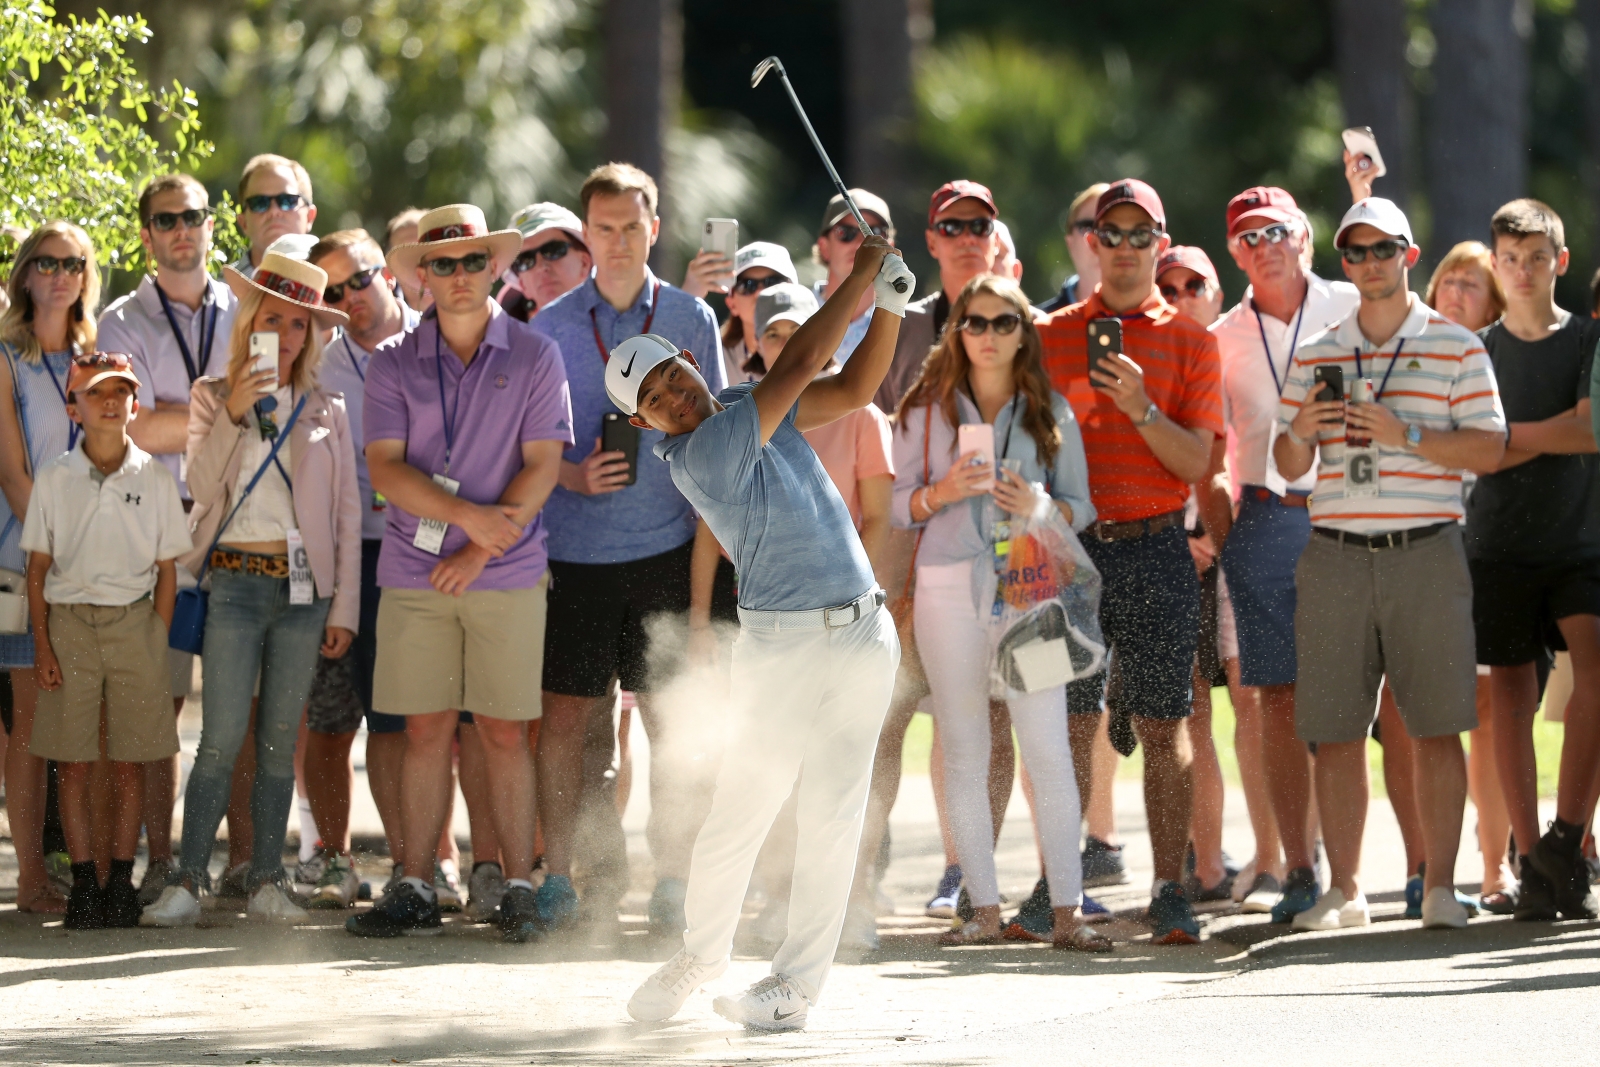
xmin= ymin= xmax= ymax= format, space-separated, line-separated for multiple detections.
xmin=345 ymin=880 xmax=442 ymax=938
xmin=1530 ymin=829 xmax=1599 ymax=921
xmin=1513 ymin=855 xmax=1558 ymax=922
xmin=1082 ymin=836 xmax=1129 ymax=887
xmin=103 ymin=876 xmax=142 ymax=928
xmin=498 ymin=884 xmax=544 ymax=944
xmin=65 ymin=879 xmax=105 ymax=930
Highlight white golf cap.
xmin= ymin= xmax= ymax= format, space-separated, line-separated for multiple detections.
xmin=754 ymin=282 xmax=819 ymax=337
xmin=733 ymin=241 xmax=797 ymax=283
xmin=1334 ymin=197 xmax=1414 ymax=248
xmin=606 ymin=333 xmax=683 ymax=415
xmin=265 ymin=233 xmax=320 ymax=261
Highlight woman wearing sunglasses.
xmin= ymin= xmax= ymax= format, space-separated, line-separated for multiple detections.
xmin=0 ymin=221 xmax=101 ymax=915
xmin=717 ymin=242 xmax=798 ymax=385
xmin=892 ymin=274 xmax=1107 ymax=950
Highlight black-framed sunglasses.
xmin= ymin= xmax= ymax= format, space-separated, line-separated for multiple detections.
xmin=1160 ymin=277 xmax=1210 ymax=299
xmin=826 ymin=220 xmax=885 ymax=243
xmin=425 ymin=251 xmax=491 ymax=276
xmin=1233 ymin=223 xmax=1297 ymax=248
xmin=31 ymin=255 xmax=86 ymax=276
xmin=146 ymin=208 xmax=212 ymax=232
xmin=932 ymin=217 xmax=996 ymax=239
xmin=1341 ymin=238 xmax=1408 ymax=264
xmin=324 ymin=265 xmax=383 ymax=304
xmin=732 ymin=272 xmax=785 ymax=297
xmin=244 ymin=192 xmax=310 ymax=214
xmin=1093 ymin=225 xmax=1163 ymax=249
xmin=958 ymin=312 xmax=1022 ymax=336
xmin=512 ymin=240 xmax=577 ymax=274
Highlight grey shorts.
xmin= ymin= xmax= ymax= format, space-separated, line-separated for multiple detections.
xmin=1293 ymin=523 xmax=1478 ymax=743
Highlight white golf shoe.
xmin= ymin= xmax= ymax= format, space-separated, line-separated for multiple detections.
xmin=712 ymin=973 xmax=810 ymax=1032
xmin=1291 ymin=887 xmax=1369 ymax=931
xmin=627 ymin=949 xmax=728 ymax=1023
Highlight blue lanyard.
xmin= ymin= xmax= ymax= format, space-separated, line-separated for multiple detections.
xmin=1253 ymin=296 xmax=1306 ymax=397
xmin=156 ymin=282 xmax=218 ymax=384
xmin=1354 ymin=338 xmax=1407 ymax=402
xmin=434 ymin=326 xmax=465 ymax=475
xmin=343 ymin=335 xmax=365 ymax=383
xmin=40 ymin=354 xmax=79 ymax=452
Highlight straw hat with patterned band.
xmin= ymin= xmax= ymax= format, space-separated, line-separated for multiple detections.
xmin=386 ymin=204 xmax=523 ymax=280
xmin=223 ymin=251 xmax=349 ymax=328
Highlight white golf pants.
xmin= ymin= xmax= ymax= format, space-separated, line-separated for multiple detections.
xmin=680 ymin=603 xmax=898 ymax=1002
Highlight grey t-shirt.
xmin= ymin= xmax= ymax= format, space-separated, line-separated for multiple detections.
xmin=655 ymin=383 xmax=875 ymax=612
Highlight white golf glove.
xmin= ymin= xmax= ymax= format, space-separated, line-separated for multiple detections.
xmin=873 ymin=253 xmax=915 ymax=318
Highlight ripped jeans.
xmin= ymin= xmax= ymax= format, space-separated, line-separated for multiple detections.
xmin=178 ymin=568 xmax=330 ymax=889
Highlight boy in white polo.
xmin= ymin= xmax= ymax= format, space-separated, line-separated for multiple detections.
xmin=22 ymin=353 xmax=191 ymax=929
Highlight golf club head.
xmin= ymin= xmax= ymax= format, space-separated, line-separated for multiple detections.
xmin=751 ymin=56 xmax=784 ymax=88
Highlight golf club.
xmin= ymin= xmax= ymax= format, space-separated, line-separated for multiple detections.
xmin=752 ymin=55 xmax=909 ymax=293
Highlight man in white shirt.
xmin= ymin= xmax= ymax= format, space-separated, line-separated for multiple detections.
xmin=1207 ymin=186 xmax=1359 ymax=923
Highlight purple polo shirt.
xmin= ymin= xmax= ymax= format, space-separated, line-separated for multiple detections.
xmin=364 ymin=303 xmax=573 ymax=590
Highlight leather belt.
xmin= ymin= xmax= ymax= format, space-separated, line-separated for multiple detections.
xmin=211 ymin=548 xmax=291 ymax=578
xmin=1312 ymin=521 xmax=1450 ymax=552
xmin=1244 ymin=485 xmax=1308 ymax=508
xmin=1088 ymin=509 xmax=1184 ymax=543
xmin=737 ymin=588 xmax=886 ymax=632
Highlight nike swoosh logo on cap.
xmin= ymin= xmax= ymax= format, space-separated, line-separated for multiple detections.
xmin=773 ymin=1008 xmax=800 ymax=1021
xmin=620 ymin=352 xmax=638 ymax=377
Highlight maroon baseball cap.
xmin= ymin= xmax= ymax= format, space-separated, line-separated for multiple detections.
xmin=1094 ymin=179 xmax=1166 ymax=230
xmin=1157 ymin=246 xmax=1218 ymax=285
xmin=1226 ymin=186 xmax=1300 ymax=237
xmin=927 ymin=180 xmax=997 ymax=226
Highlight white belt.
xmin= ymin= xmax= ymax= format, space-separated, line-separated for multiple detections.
xmin=737 ymin=588 xmax=886 ymax=632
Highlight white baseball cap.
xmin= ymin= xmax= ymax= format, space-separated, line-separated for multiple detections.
xmin=754 ymin=282 xmax=819 ymax=337
xmin=734 ymin=241 xmax=797 ymax=283
xmin=606 ymin=333 xmax=685 ymax=415
xmin=1335 ymin=197 xmax=1414 ymax=248
xmin=265 ymin=233 xmax=320 ymax=261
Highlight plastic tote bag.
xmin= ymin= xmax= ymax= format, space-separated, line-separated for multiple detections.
xmin=985 ymin=494 xmax=1105 ymax=697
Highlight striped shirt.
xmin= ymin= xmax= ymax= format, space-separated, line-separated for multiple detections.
xmin=1278 ymin=297 xmax=1506 ymax=534
xmin=1039 ymin=288 xmax=1224 ymax=523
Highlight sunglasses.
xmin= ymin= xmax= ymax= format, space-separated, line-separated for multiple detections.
xmin=512 ymin=240 xmax=576 ymax=274
xmin=244 ymin=193 xmax=310 ymax=214
xmin=1160 ymin=278 xmax=1210 ymax=299
xmin=31 ymin=255 xmax=87 ymax=276
xmin=1233 ymin=223 xmax=1297 ymax=248
xmin=958 ymin=312 xmax=1023 ymax=336
xmin=1341 ymin=238 xmax=1408 ymax=264
xmin=324 ymin=265 xmax=383 ymax=304
xmin=825 ymin=220 xmax=885 ymax=244
xmin=1093 ymin=225 xmax=1163 ymax=249
xmin=1069 ymin=219 xmax=1097 ymax=235
xmin=932 ymin=217 xmax=996 ymax=239
xmin=425 ymin=251 xmax=491 ymax=276
xmin=732 ymin=272 xmax=785 ymax=296
xmin=146 ymin=208 xmax=212 ymax=232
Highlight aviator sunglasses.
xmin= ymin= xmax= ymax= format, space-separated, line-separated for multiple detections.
xmin=1093 ymin=225 xmax=1164 ymax=249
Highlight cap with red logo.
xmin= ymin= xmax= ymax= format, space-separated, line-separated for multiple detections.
xmin=1225 ymin=186 xmax=1300 ymax=237
xmin=927 ymin=180 xmax=997 ymax=227
xmin=1156 ymin=246 xmax=1218 ymax=286
xmin=1094 ymin=179 xmax=1166 ymax=230
xmin=66 ymin=352 xmax=141 ymax=400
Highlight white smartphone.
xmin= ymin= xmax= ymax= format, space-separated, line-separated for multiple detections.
xmin=1341 ymin=126 xmax=1387 ymax=179
xmin=249 ymin=331 xmax=279 ymax=383
xmin=957 ymin=423 xmax=996 ymax=491
xmin=702 ymin=218 xmax=738 ymax=263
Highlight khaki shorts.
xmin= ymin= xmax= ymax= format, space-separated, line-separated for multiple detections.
xmin=32 ymin=601 xmax=180 ymax=763
xmin=169 ymin=648 xmax=194 ymax=702
xmin=372 ymin=576 xmax=548 ymax=721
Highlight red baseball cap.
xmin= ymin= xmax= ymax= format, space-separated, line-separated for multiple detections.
xmin=927 ymin=180 xmax=997 ymax=226
xmin=1094 ymin=179 xmax=1166 ymax=230
xmin=1157 ymin=246 xmax=1218 ymax=285
xmin=66 ymin=352 xmax=140 ymax=400
xmin=1226 ymin=186 xmax=1300 ymax=237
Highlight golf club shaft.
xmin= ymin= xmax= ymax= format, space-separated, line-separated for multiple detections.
xmin=774 ymin=71 xmax=875 ymax=237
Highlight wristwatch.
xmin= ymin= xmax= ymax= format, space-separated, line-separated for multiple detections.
xmin=1137 ymin=402 xmax=1161 ymax=427
xmin=1404 ymin=422 xmax=1423 ymax=451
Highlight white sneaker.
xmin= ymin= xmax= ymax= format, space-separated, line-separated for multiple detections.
xmin=837 ymin=899 xmax=880 ymax=952
xmin=247 ymin=881 xmax=310 ymax=924
xmin=309 ymin=853 xmax=360 ymax=909
xmin=1291 ymin=887 xmax=1369 ymax=931
xmin=140 ymin=884 xmax=201 ymax=927
xmin=1421 ymin=885 xmax=1470 ymax=929
xmin=626 ymin=949 xmax=728 ymax=1023
xmin=434 ymin=861 xmax=463 ymax=912
xmin=294 ymin=847 xmax=329 ymax=890
xmin=1239 ymin=872 xmax=1281 ymax=914
xmin=466 ymin=862 xmax=506 ymax=924
xmin=712 ymin=973 xmax=810 ymax=1032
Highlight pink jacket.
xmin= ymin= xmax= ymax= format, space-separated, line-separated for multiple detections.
xmin=182 ymin=378 xmax=363 ymax=633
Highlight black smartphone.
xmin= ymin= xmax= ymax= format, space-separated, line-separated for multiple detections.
xmin=1086 ymin=319 xmax=1123 ymax=379
xmin=601 ymin=411 xmax=640 ymax=486
xmin=1313 ymin=365 xmax=1344 ymax=403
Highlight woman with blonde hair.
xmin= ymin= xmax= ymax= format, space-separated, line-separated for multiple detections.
xmin=0 ymin=220 xmax=100 ymax=914
xmin=1426 ymin=241 xmax=1507 ymax=332
xmin=892 ymin=273 xmax=1106 ymax=949
xmin=141 ymin=250 xmax=362 ymax=927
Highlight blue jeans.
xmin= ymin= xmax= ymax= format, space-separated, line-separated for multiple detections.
xmin=179 ymin=569 xmax=330 ymax=888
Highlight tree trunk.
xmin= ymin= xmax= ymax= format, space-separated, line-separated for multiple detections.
xmin=1332 ymin=0 xmax=1411 ymax=206
xmin=842 ymin=0 xmax=928 ymax=221
xmin=1579 ymin=0 xmax=1600 ymax=256
xmin=605 ymin=0 xmax=681 ymax=270
xmin=1426 ymin=0 xmax=1531 ymax=253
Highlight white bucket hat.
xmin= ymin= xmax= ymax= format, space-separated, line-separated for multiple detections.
xmin=224 ymin=251 xmax=348 ymax=328
xmin=386 ymin=204 xmax=523 ymax=278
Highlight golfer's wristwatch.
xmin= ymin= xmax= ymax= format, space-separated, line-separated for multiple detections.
xmin=1136 ymin=402 xmax=1161 ymax=427
xmin=1404 ymin=422 xmax=1423 ymax=451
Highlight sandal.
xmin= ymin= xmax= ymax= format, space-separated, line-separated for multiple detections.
xmin=16 ymin=884 xmax=67 ymax=914
xmin=1053 ymin=923 xmax=1113 ymax=953
xmin=1479 ymin=887 xmax=1518 ymax=915
xmin=939 ymin=920 xmax=1000 ymax=946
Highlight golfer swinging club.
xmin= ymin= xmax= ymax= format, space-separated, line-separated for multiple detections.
xmin=620 ymin=234 xmax=913 ymax=1030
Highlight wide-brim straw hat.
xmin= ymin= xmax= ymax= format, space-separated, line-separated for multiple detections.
xmin=224 ymin=251 xmax=349 ymax=328
xmin=387 ymin=204 xmax=523 ymax=279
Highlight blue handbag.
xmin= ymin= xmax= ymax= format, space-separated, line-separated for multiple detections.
xmin=170 ymin=395 xmax=307 ymax=654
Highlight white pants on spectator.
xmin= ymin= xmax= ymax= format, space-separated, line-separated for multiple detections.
xmin=915 ymin=560 xmax=1083 ymax=909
